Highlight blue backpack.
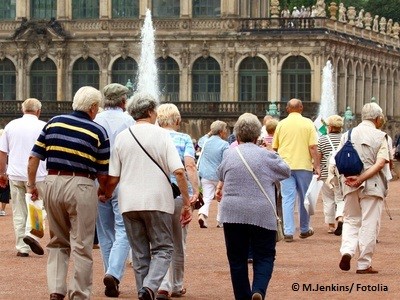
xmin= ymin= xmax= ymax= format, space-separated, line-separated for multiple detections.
xmin=334 ymin=129 xmax=364 ymax=177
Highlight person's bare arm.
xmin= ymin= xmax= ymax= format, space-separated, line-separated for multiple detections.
xmin=309 ymin=144 xmax=321 ymax=177
xmin=27 ymin=155 xmax=40 ymax=200
xmin=174 ymin=168 xmax=192 ymax=226
xmin=0 ymin=151 xmax=8 ymax=188
xmin=100 ymin=175 xmax=120 ymax=202
xmin=184 ymin=156 xmax=199 ymax=204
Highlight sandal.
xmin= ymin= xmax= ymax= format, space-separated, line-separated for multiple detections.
xmin=171 ymin=288 xmax=186 ymax=297
xmin=299 ymin=228 xmax=314 ymax=239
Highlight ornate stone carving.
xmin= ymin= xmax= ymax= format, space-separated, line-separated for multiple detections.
xmin=101 ymin=44 xmax=110 ymax=68
xmin=379 ymin=17 xmax=387 ymax=35
xmin=34 ymin=36 xmax=51 ymax=61
xmin=356 ymin=9 xmax=364 ymax=28
xmin=120 ymin=41 xmax=129 ymax=60
xmin=270 ymin=0 xmax=280 ymax=18
xmin=392 ymin=22 xmax=400 ymax=38
xmin=180 ymin=47 xmax=189 ymax=68
xmin=364 ymin=12 xmax=372 ymax=30
xmin=227 ymin=50 xmax=236 ymax=68
xmin=0 ymin=43 xmax=4 ymax=61
xmin=387 ymin=19 xmax=393 ymax=36
xmin=372 ymin=15 xmax=379 ymax=32
xmin=315 ymin=0 xmax=327 ymax=17
xmin=161 ymin=41 xmax=169 ymax=59
xmin=82 ymin=41 xmax=89 ymax=60
xmin=329 ymin=2 xmax=338 ymax=21
xmin=201 ymin=41 xmax=209 ymax=59
xmin=338 ymin=3 xmax=346 ymax=23
xmin=12 ymin=17 xmax=68 ymax=40
xmin=347 ymin=7 xmax=356 ymax=26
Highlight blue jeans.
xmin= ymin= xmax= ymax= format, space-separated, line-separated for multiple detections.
xmin=96 ymin=187 xmax=131 ymax=281
xmin=223 ymin=223 xmax=276 ymax=300
xmin=281 ymin=170 xmax=313 ymax=235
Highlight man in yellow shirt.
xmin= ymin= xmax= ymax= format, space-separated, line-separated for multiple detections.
xmin=272 ymin=99 xmax=320 ymax=242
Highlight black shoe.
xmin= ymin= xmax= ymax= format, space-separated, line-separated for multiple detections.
xmin=138 ymin=287 xmax=154 ymax=300
xmin=23 ymin=236 xmax=44 ymax=255
xmin=16 ymin=252 xmax=29 ymax=257
xmin=103 ymin=274 xmax=119 ymax=297
xmin=50 ymin=293 xmax=64 ymax=300
xmin=334 ymin=221 xmax=343 ymax=236
xmin=339 ymin=253 xmax=351 ymax=271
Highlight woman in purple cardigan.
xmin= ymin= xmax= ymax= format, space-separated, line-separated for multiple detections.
xmin=216 ymin=113 xmax=290 ymax=300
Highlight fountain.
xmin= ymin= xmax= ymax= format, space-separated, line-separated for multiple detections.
xmin=319 ymin=60 xmax=337 ymax=120
xmin=136 ymin=9 xmax=159 ymax=102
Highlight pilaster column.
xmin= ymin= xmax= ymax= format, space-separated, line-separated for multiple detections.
xmin=56 ymin=47 xmax=66 ymax=101
xmin=181 ymin=0 xmax=190 ymax=18
xmin=221 ymin=0 xmax=237 ymax=17
xmin=16 ymin=0 xmax=28 ymax=20
xmin=57 ymin=0 xmax=67 ymax=20
xmin=100 ymin=0 xmax=110 ymax=19
xmin=269 ymin=54 xmax=279 ymax=101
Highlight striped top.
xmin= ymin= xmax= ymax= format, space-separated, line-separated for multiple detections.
xmin=168 ymin=130 xmax=195 ymax=195
xmin=31 ymin=111 xmax=110 ymax=176
xmin=317 ymin=132 xmax=342 ymax=180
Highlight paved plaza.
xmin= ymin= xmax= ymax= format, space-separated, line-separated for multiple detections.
xmin=0 ymin=180 xmax=399 ymax=299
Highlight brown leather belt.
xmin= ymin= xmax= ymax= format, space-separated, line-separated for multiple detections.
xmin=47 ymin=169 xmax=96 ymax=180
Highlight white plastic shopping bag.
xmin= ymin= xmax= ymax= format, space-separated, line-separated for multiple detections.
xmin=304 ymin=175 xmax=323 ymax=215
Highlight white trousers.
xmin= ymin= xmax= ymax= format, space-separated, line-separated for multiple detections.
xmin=198 ymin=178 xmax=221 ymax=222
xmin=340 ymin=189 xmax=383 ymax=270
xmin=321 ymin=182 xmax=344 ymax=224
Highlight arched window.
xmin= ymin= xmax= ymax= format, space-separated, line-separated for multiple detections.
xmin=72 ymin=57 xmax=99 ymax=96
xmin=112 ymin=57 xmax=138 ymax=92
xmin=31 ymin=0 xmax=56 ymax=19
xmin=72 ymin=0 xmax=99 ymax=19
xmin=0 ymin=58 xmax=16 ymax=100
xmin=157 ymin=57 xmax=179 ymax=101
xmin=239 ymin=57 xmax=268 ymax=101
xmin=281 ymin=56 xmax=311 ymax=102
xmin=0 ymin=1 xmax=16 ymax=20
xmin=31 ymin=58 xmax=57 ymax=101
xmin=152 ymin=0 xmax=180 ymax=18
xmin=112 ymin=0 xmax=139 ymax=18
xmin=193 ymin=0 xmax=221 ymax=17
xmin=192 ymin=57 xmax=220 ymax=101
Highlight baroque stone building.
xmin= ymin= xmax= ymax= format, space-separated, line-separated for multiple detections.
xmin=0 ymin=0 xmax=399 ymax=138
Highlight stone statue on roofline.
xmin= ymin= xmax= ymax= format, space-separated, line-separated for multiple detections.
xmin=315 ymin=0 xmax=326 ymax=17
xmin=338 ymin=3 xmax=346 ymax=23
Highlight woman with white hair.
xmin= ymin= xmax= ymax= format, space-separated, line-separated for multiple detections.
xmin=156 ymin=103 xmax=199 ymax=299
xmin=102 ymin=93 xmax=192 ymax=300
xmin=215 ymin=113 xmax=290 ymax=300
xmin=317 ymin=115 xmax=344 ymax=235
xmin=197 ymin=120 xmax=229 ymax=228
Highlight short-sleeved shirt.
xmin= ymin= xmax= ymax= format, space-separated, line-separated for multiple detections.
xmin=318 ymin=133 xmax=342 ymax=180
xmin=198 ymin=135 xmax=229 ymax=181
xmin=31 ymin=111 xmax=110 ymax=176
xmin=109 ymin=123 xmax=184 ymax=214
xmin=272 ymin=112 xmax=318 ymax=171
xmin=0 ymin=114 xmax=47 ymax=181
xmin=168 ymin=130 xmax=195 ymax=195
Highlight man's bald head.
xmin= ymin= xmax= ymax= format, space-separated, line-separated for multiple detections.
xmin=286 ymin=98 xmax=303 ymax=114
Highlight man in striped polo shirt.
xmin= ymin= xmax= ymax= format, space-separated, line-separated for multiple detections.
xmin=27 ymin=86 xmax=110 ymax=300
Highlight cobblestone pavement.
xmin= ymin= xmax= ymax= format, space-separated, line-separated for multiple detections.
xmin=0 ymin=180 xmax=399 ymax=299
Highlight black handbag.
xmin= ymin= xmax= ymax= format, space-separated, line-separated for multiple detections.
xmin=129 ymin=128 xmax=181 ymax=198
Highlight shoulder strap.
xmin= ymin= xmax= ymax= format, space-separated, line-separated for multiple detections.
xmin=128 ymin=127 xmax=171 ymax=184
xmin=235 ymin=147 xmax=280 ymax=222
xmin=326 ymin=135 xmax=335 ymax=152
xmin=348 ymin=128 xmax=352 ymax=142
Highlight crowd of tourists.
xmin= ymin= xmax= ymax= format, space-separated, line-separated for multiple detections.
xmin=0 ymin=86 xmax=393 ymax=300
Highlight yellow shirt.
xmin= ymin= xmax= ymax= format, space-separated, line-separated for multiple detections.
xmin=272 ymin=112 xmax=317 ymax=171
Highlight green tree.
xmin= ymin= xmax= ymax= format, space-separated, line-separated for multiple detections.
xmin=364 ymin=0 xmax=400 ymax=22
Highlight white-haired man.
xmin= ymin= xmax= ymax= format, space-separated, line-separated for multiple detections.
xmin=27 ymin=86 xmax=110 ymax=300
xmin=338 ymin=102 xmax=389 ymax=274
xmin=0 ymin=98 xmax=47 ymax=257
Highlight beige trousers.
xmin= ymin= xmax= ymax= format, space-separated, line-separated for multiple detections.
xmin=43 ymin=175 xmax=97 ymax=299
xmin=9 ymin=180 xmax=45 ymax=253
xmin=340 ymin=189 xmax=383 ymax=270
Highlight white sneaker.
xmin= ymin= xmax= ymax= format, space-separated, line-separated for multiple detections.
xmin=0 ymin=210 xmax=6 ymax=216
xmin=198 ymin=214 xmax=208 ymax=228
